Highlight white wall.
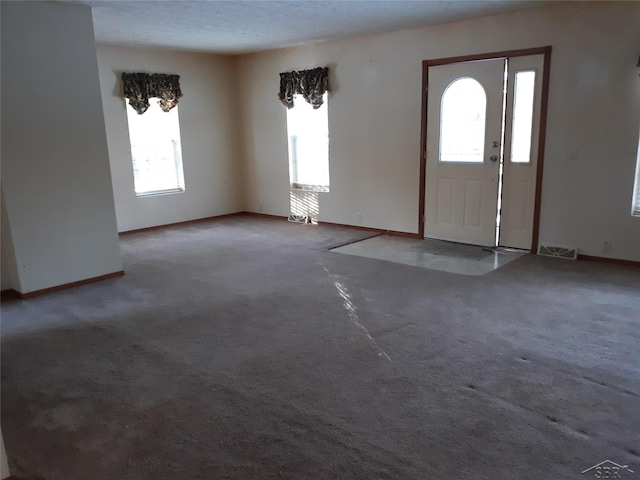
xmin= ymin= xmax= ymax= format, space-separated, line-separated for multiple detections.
xmin=238 ymin=2 xmax=640 ymax=261
xmin=1 ymin=1 xmax=123 ymax=294
xmin=97 ymin=45 xmax=243 ymax=232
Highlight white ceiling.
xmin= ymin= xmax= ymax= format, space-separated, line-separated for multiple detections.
xmin=68 ymin=0 xmax=557 ymax=55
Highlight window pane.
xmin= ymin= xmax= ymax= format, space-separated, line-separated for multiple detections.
xmin=286 ymin=94 xmax=329 ymax=191
xmin=440 ymin=78 xmax=486 ymax=163
xmin=125 ymin=100 xmax=185 ymax=196
xmin=510 ymin=71 xmax=536 ymax=163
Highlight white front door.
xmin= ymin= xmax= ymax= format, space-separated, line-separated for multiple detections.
xmin=424 ymin=59 xmax=505 ymax=246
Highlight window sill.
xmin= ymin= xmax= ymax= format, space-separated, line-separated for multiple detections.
xmin=291 ymin=185 xmax=329 ymax=193
xmin=291 ymin=183 xmax=329 ymax=193
xmin=135 ymin=188 xmax=185 ymax=198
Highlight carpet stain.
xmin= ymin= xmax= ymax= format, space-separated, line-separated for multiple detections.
xmin=580 ymin=375 xmax=640 ymax=398
xmin=370 ymin=321 xmax=415 ymax=338
xmin=30 ymin=402 xmax=91 ymax=432
xmin=552 ymin=420 xmax=591 ymax=440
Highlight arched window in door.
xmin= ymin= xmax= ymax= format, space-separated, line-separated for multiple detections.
xmin=439 ymin=77 xmax=486 ymax=163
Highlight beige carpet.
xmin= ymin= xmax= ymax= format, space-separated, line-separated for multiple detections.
xmin=2 ymin=217 xmax=639 ymax=479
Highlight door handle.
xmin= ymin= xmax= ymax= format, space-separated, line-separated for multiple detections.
xmin=489 ymin=155 xmax=499 ymax=162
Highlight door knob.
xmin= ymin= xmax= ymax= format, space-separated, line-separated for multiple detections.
xmin=489 ymin=155 xmax=499 ymax=162
xmin=492 ymin=141 xmax=500 ymax=148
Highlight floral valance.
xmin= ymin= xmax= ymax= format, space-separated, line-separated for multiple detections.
xmin=278 ymin=67 xmax=329 ymax=109
xmin=122 ymin=73 xmax=183 ymax=115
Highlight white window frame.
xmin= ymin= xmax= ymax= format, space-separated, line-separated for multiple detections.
xmin=125 ymin=99 xmax=186 ymax=197
xmin=509 ymin=70 xmax=536 ymax=164
xmin=286 ymin=93 xmax=330 ymax=192
xmin=439 ymin=77 xmax=487 ymax=164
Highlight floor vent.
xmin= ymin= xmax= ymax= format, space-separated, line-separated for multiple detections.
xmin=537 ymin=245 xmax=578 ymax=260
xmin=288 ymin=214 xmax=310 ymax=224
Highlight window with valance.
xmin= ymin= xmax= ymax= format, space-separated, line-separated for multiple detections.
xmin=278 ymin=67 xmax=331 ymax=193
xmin=122 ymin=72 xmax=185 ymax=196
xmin=122 ymin=72 xmax=183 ymax=115
xmin=278 ymin=67 xmax=330 ymax=109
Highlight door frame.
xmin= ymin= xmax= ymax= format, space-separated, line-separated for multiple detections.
xmin=418 ymin=46 xmax=552 ymax=252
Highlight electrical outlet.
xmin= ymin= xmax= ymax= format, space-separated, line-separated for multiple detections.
xmin=602 ymin=240 xmax=612 ymax=253
xmin=356 ymin=212 xmax=363 ymax=223
xmin=566 ymin=149 xmax=579 ymax=162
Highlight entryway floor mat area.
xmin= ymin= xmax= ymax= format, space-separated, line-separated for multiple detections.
xmin=330 ymin=235 xmax=526 ymax=275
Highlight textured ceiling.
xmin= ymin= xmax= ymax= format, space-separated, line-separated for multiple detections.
xmin=67 ymin=0 xmax=556 ymax=55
